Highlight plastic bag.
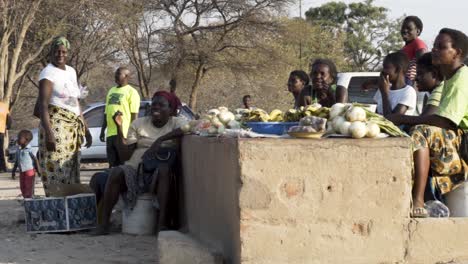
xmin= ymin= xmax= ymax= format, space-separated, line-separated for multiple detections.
xmin=425 ymin=200 xmax=450 ymax=218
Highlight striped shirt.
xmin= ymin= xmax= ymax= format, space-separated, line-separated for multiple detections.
xmin=402 ymin=38 xmax=428 ymax=82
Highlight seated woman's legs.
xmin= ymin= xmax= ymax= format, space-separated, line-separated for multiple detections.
xmin=413 ymin=148 xmax=430 ymax=209
xmin=154 ymin=163 xmax=170 ymax=234
xmin=411 ymin=125 xmax=465 ymax=216
xmin=89 ymin=171 xmax=109 ymax=204
xmin=95 ymin=167 xmax=127 ymax=234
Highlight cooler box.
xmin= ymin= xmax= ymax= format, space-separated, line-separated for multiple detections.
xmin=24 ymin=193 xmax=97 ymax=233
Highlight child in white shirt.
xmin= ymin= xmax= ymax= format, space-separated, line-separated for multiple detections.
xmin=374 ymin=52 xmax=417 ymax=116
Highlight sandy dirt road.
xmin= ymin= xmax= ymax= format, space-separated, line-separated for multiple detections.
xmin=0 ymin=166 xmax=158 ymax=264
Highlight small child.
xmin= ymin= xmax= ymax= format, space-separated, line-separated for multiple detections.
xmin=374 ymin=52 xmax=417 ymax=117
xmin=11 ymin=130 xmax=40 ymax=199
xmin=414 ymin=52 xmax=443 ymax=116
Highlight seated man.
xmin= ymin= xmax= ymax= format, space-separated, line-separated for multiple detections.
xmin=92 ymin=91 xmax=186 ymax=235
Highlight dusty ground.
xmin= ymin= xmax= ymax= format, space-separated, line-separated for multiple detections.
xmin=0 ymin=164 xmax=158 ymax=264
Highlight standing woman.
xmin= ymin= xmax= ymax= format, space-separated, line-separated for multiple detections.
xmin=37 ymin=37 xmax=92 ymax=196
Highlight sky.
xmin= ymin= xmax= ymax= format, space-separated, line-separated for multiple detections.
xmin=289 ymin=0 xmax=468 ymax=46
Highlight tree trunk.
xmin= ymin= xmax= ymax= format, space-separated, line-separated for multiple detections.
xmin=10 ymin=69 xmax=29 ymax=111
xmin=189 ymin=61 xmax=205 ymax=110
xmin=189 ymin=62 xmax=205 ymax=110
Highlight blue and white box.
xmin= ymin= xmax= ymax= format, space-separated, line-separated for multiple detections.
xmin=24 ymin=193 xmax=97 ymax=233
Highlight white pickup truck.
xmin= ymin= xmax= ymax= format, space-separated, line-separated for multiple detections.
xmin=337 ymin=72 xmax=380 ymax=105
xmin=337 ymin=72 xmax=380 ymax=113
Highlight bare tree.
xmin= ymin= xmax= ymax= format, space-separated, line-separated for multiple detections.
xmin=66 ymin=2 xmax=120 ymax=83
xmin=0 ymin=0 xmax=88 ymax=107
xmin=107 ymin=0 xmax=170 ymax=99
xmin=148 ymin=0 xmax=291 ymax=110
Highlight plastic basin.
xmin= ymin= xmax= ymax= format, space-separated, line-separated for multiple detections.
xmin=245 ymin=122 xmax=299 ymax=135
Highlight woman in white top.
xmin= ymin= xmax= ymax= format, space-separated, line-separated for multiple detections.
xmin=373 ymin=52 xmax=417 ymax=117
xmin=37 ymin=37 xmax=92 ymax=196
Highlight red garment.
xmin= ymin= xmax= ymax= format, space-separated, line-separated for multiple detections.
xmin=20 ymin=169 xmax=35 ymax=198
xmin=402 ymin=38 xmax=427 ymax=60
xmin=153 ymin=91 xmax=182 ymax=114
xmin=402 ymin=38 xmax=428 ymax=82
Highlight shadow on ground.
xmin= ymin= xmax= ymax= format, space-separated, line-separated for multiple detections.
xmin=0 ymin=169 xmax=159 ymax=264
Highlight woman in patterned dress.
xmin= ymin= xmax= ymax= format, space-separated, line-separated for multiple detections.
xmin=37 ymin=37 xmax=92 ymax=196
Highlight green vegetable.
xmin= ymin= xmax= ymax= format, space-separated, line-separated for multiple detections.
xmin=363 ymin=109 xmax=407 ymax=137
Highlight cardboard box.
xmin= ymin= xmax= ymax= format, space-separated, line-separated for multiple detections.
xmin=24 ymin=193 xmax=97 ymax=233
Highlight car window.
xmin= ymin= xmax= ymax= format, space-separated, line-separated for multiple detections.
xmin=180 ymin=105 xmax=195 ymax=120
xmin=85 ymin=106 xmax=104 ymax=128
xmin=85 ymin=104 xmax=150 ymax=128
xmin=348 ymin=76 xmax=379 ymax=104
xmin=140 ymin=103 xmax=150 ymax=117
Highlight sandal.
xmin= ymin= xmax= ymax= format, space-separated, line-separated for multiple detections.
xmin=411 ymin=207 xmax=429 ymax=218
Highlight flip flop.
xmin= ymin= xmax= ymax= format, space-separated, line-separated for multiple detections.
xmin=412 ymin=207 xmax=429 ymax=218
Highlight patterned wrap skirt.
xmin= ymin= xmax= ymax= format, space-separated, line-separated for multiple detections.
xmin=38 ymin=105 xmax=85 ymax=196
xmin=411 ymin=125 xmax=467 ymax=194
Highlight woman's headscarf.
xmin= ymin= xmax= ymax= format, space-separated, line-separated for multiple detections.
xmin=153 ymin=91 xmax=182 ymax=114
xmin=51 ymin=36 xmax=70 ymax=51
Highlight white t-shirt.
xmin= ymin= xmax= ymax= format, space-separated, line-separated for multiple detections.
xmin=125 ymin=116 xmax=187 ymax=169
xmin=39 ymin=63 xmax=81 ymax=115
xmin=373 ymin=85 xmax=417 ymax=115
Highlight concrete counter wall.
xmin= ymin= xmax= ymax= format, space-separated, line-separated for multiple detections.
xmin=181 ymin=136 xmax=242 ymax=263
xmin=181 ymin=136 xmax=468 ymax=264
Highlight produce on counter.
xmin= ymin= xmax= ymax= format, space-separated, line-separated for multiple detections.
xmin=327 ymin=104 xmax=394 ymax=138
xmin=283 ymin=109 xmax=302 ymax=122
xmin=185 ymin=103 xmax=403 ymax=138
xmin=339 ymin=121 xmax=352 ymax=136
xmin=345 ymin=106 xmax=366 ymax=122
xmin=242 ymin=109 xmax=271 ymax=122
xmin=187 ymin=107 xmax=242 ymax=135
xmin=289 ymin=126 xmax=320 ymax=133
xmin=363 ymin=109 xmax=406 ymax=137
xmin=289 ymin=116 xmax=327 ymax=134
xmin=329 ymin=103 xmax=346 ymax=119
xmin=366 ymin=122 xmax=380 ymax=138
xmin=269 ymin=109 xmax=283 ymax=122
xmin=298 ymin=116 xmax=327 ymax=132
xmin=349 ymin=121 xmax=367 ymax=139
xmin=218 ymin=111 xmax=235 ymax=124
xmin=240 ymin=104 xmax=330 ymax=123
xmin=331 ymin=116 xmax=346 ymax=133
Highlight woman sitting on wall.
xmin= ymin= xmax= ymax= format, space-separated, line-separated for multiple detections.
xmin=388 ymin=28 xmax=468 ymax=217
xmin=298 ymin=59 xmax=347 ymax=107
xmin=92 ymin=91 xmax=187 ymax=235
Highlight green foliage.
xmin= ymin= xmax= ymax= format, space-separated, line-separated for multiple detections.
xmin=278 ymin=18 xmax=351 ymax=72
xmin=305 ymin=1 xmax=347 ymax=29
xmin=305 ymin=0 xmax=403 ymax=71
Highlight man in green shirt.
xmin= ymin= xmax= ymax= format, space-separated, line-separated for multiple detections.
xmin=100 ymin=67 xmax=140 ymax=167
